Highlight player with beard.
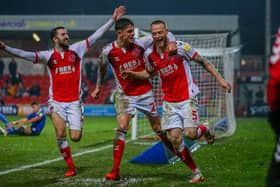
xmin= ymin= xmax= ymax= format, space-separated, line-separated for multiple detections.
xmin=121 ymin=20 xmax=231 ymax=183
xmin=0 ymin=6 xmax=125 ymax=176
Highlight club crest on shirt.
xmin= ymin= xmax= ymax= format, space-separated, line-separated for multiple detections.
xmin=69 ymin=54 xmax=76 ymax=63
xmin=53 ymin=60 xmax=57 ymax=65
xmin=132 ymin=48 xmax=141 ymax=57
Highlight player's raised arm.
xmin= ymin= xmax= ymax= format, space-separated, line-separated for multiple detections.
xmin=0 ymin=41 xmax=48 ymax=64
xmin=87 ymin=6 xmax=125 ymax=46
xmin=72 ymin=6 xmax=125 ymax=57
xmin=193 ymin=53 xmax=231 ymax=93
xmin=136 ymin=31 xmax=177 ymax=53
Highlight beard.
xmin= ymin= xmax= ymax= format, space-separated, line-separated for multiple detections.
xmin=58 ymin=39 xmax=69 ymax=48
xmin=155 ymin=38 xmax=167 ymax=49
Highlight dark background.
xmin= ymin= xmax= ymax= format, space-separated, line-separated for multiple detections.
xmin=0 ymin=0 xmax=279 ymax=55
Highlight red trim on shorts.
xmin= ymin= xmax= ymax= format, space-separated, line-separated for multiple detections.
xmin=86 ymin=39 xmax=90 ymax=50
xmin=191 ymin=52 xmax=198 ymax=61
xmin=34 ymin=52 xmax=39 ymax=64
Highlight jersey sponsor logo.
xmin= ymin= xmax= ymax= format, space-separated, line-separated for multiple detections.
xmin=68 ymin=54 xmax=76 ymax=63
xmin=55 ymin=65 xmax=75 ymax=75
xmin=158 ymin=64 xmax=178 ymax=77
xmin=119 ymin=59 xmax=141 ymax=72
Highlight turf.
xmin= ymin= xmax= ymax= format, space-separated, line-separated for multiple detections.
xmin=0 ymin=116 xmax=275 ymax=187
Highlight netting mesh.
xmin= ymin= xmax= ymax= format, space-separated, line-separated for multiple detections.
xmin=132 ymin=33 xmax=237 ymax=139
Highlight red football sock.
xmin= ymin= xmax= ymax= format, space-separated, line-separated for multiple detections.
xmin=113 ymin=139 xmax=125 ymax=170
xmin=60 ymin=146 xmax=75 ymax=169
xmin=112 ymin=130 xmax=127 ymax=171
xmin=179 ymin=144 xmax=197 ymax=171
xmin=197 ymin=124 xmax=208 ymax=138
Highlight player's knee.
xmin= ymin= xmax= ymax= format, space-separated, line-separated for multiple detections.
xmin=151 ymin=124 xmax=161 ymax=132
xmin=184 ymin=127 xmax=198 ymax=140
xmin=70 ymin=134 xmax=82 ymax=142
xmin=118 ymin=124 xmax=129 ymax=131
xmin=170 ymin=135 xmax=182 ymax=149
xmin=185 ymin=130 xmax=197 ymax=140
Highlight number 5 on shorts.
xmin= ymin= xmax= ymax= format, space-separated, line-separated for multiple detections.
xmin=192 ymin=110 xmax=198 ymax=120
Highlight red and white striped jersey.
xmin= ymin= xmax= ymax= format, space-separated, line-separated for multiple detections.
xmin=36 ymin=40 xmax=90 ymax=102
xmin=267 ymin=27 xmax=280 ymax=110
xmin=145 ymin=41 xmax=200 ymax=102
xmin=101 ymin=39 xmax=153 ymax=96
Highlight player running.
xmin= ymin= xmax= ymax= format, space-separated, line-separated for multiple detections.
xmin=0 ymin=6 xmax=125 ymax=176
xmin=91 ymin=18 xmax=177 ymax=181
xmin=121 ymin=20 xmax=231 ymax=183
xmin=0 ymin=101 xmax=46 ymax=136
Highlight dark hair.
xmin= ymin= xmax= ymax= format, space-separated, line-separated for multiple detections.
xmin=151 ymin=20 xmax=167 ymax=28
xmin=115 ymin=18 xmax=134 ymax=31
xmin=50 ymin=26 xmax=65 ymax=40
xmin=31 ymin=101 xmax=39 ymax=106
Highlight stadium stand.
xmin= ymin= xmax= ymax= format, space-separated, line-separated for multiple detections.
xmin=0 ymin=73 xmax=113 ymax=105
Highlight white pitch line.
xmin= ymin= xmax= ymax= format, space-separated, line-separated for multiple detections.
xmin=0 ymin=140 xmax=132 ymax=176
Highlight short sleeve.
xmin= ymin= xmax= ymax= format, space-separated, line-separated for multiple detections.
xmin=176 ymin=41 xmax=197 ymax=61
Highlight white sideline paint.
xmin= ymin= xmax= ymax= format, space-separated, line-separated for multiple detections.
xmin=0 ymin=140 xmax=133 ymax=176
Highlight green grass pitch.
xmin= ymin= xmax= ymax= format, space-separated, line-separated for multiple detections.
xmin=0 ymin=116 xmax=274 ymax=187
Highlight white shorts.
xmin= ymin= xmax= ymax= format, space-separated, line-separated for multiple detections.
xmin=115 ymin=90 xmax=158 ymax=117
xmin=161 ymin=97 xmax=199 ymax=130
xmin=48 ymin=100 xmax=84 ymax=130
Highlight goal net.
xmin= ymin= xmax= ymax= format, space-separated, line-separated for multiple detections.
xmin=131 ymin=33 xmax=237 ymax=140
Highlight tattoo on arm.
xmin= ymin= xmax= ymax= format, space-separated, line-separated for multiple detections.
xmin=195 ymin=54 xmax=211 ymax=68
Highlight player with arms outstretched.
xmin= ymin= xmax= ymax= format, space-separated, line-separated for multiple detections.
xmin=91 ymin=18 xmax=177 ymax=180
xmin=121 ymin=20 xmax=231 ymax=183
xmin=0 ymin=6 xmax=125 ymax=176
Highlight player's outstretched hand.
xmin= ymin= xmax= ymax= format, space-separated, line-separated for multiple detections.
xmin=219 ymin=79 xmax=231 ymax=93
xmin=91 ymin=88 xmax=101 ymax=99
xmin=167 ymin=41 xmax=177 ymax=55
xmin=0 ymin=41 xmax=6 ymax=50
xmin=112 ymin=6 xmax=126 ymax=22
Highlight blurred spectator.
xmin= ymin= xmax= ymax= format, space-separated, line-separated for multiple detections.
xmin=85 ymin=61 xmax=92 ymax=80
xmin=0 ymin=58 xmax=4 ymax=79
xmin=0 ymin=96 xmax=4 ymax=105
xmin=9 ymin=72 xmax=22 ymax=85
xmin=29 ymin=82 xmax=40 ymax=96
xmin=104 ymin=64 xmax=114 ymax=84
xmin=9 ymin=58 xmax=17 ymax=77
xmin=85 ymin=60 xmax=98 ymax=84
xmin=7 ymin=83 xmax=16 ymax=97
xmin=0 ymin=83 xmax=7 ymax=96
xmin=81 ymin=81 xmax=89 ymax=102
xmin=16 ymin=82 xmax=26 ymax=98
xmin=255 ymin=86 xmax=264 ymax=105
xmin=90 ymin=62 xmax=98 ymax=84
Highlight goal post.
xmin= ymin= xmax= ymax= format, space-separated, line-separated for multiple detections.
xmin=131 ymin=33 xmax=238 ymax=140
